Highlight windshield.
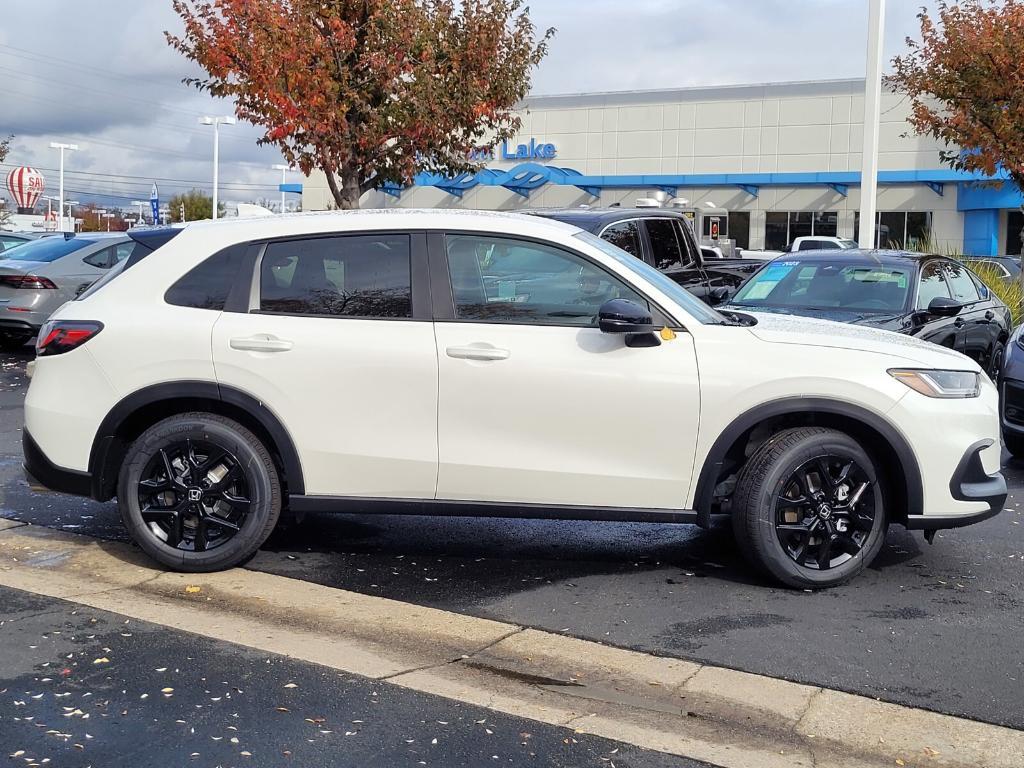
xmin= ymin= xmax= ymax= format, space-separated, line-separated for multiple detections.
xmin=0 ymin=236 xmax=92 ymax=262
xmin=574 ymin=231 xmax=725 ymax=325
xmin=731 ymin=259 xmax=912 ymax=313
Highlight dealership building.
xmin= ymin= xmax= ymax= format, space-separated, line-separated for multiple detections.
xmin=301 ymin=78 xmax=1022 ymax=256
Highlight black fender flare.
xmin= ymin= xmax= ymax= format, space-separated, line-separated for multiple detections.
xmin=692 ymin=397 xmax=923 ymax=526
xmin=88 ymin=381 xmax=305 ymax=500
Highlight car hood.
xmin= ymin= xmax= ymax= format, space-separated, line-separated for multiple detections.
xmin=739 ymin=310 xmax=976 ymax=369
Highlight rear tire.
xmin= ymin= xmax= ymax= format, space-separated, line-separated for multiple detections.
xmin=117 ymin=412 xmax=281 ymax=572
xmin=732 ymin=427 xmax=887 ymax=589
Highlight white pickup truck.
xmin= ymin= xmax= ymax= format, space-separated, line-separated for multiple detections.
xmin=741 ymin=236 xmax=859 ymax=260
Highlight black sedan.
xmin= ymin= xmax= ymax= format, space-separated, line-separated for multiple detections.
xmin=722 ymin=250 xmax=1011 ymax=379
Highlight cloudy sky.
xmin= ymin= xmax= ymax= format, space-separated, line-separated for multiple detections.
xmin=1 ymin=0 xmax=937 ymax=210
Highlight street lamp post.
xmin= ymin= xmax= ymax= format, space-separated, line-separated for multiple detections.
xmin=95 ymin=209 xmax=107 ymax=231
xmin=49 ymin=142 xmax=79 ymax=232
xmin=272 ymin=164 xmax=294 ymax=213
xmin=131 ymin=201 xmax=148 ymax=226
xmin=101 ymin=212 xmax=115 ymax=231
xmin=858 ymin=0 xmax=886 ymax=249
xmin=199 ymin=116 xmax=236 ymax=220
xmin=64 ymin=201 xmax=79 ymax=232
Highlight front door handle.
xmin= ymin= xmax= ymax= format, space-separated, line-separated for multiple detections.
xmin=953 ymin=318 xmax=966 ymax=329
xmin=230 ymin=334 xmax=293 ymax=353
xmin=446 ymin=345 xmax=510 ymax=361
xmin=985 ymin=310 xmax=995 ymax=321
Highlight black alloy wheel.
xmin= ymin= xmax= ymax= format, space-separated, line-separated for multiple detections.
xmin=774 ymin=455 xmax=876 ymax=571
xmin=118 ymin=413 xmax=281 ymax=572
xmin=987 ymin=341 xmax=1005 ymax=383
xmin=137 ymin=438 xmax=251 ymax=553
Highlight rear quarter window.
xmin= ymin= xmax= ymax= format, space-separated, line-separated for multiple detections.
xmin=165 ymin=244 xmax=248 ymax=310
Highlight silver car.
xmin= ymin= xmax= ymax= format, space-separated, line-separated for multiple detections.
xmin=0 ymin=231 xmax=174 ymax=350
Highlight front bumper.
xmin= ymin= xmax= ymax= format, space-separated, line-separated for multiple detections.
xmin=23 ymin=429 xmax=93 ymax=497
xmin=905 ymin=439 xmax=1006 ymax=530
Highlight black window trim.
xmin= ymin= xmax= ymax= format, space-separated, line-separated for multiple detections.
xmin=244 ymin=229 xmax=431 ymax=322
xmin=429 ymin=229 xmax=681 ymax=330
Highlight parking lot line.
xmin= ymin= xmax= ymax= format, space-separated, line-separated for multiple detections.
xmin=1 ymin=521 xmax=1021 ymax=768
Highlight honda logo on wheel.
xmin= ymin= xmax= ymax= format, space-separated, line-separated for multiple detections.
xmin=188 ymin=488 xmax=203 ymax=502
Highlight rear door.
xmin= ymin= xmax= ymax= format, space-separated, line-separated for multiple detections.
xmin=642 ymin=217 xmax=709 ymax=298
xmin=942 ymin=259 xmax=995 ymax=364
xmin=211 ymin=231 xmax=439 ymax=499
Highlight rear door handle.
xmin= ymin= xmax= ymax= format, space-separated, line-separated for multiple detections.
xmin=446 ymin=345 xmax=510 ymax=361
xmin=230 ymin=334 xmax=293 ymax=353
xmin=985 ymin=310 xmax=995 ymax=321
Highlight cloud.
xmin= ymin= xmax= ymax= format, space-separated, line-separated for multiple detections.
xmin=0 ymin=0 xmax=938 ymax=209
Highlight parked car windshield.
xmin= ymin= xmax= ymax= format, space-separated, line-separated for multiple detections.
xmin=0 ymin=236 xmax=92 ymax=262
xmin=574 ymin=230 xmax=725 ymax=324
xmin=731 ymin=259 xmax=913 ymax=313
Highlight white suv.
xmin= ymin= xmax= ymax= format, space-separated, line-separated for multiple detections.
xmin=23 ymin=210 xmax=1006 ymax=587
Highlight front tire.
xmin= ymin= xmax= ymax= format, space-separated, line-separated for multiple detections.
xmin=117 ymin=413 xmax=281 ymax=572
xmin=732 ymin=427 xmax=886 ymax=588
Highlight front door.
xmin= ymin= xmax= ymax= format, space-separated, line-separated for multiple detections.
xmin=912 ymin=260 xmax=961 ymax=350
xmin=212 ymin=231 xmax=438 ymax=498
xmin=433 ymin=232 xmax=700 ymax=510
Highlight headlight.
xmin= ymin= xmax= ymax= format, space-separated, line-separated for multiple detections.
xmin=888 ymin=369 xmax=980 ymax=398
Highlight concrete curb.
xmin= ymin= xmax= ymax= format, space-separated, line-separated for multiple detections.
xmin=1 ymin=522 xmax=1020 ymax=768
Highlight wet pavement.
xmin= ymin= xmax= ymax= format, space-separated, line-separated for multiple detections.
xmin=1 ymin=349 xmax=1021 ymax=731
xmin=0 ymin=585 xmax=702 ymax=768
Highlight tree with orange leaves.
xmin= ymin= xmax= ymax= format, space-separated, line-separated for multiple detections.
xmin=889 ymin=0 xmax=1024 ymax=196
xmin=168 ymin=0 xmax=553 ymax=209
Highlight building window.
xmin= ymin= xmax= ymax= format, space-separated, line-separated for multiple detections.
xmin=699 ymin=212 xmax=751 ymax=250
xmin=764 ymin=211 xmax=838 ymax=250
xmin=854 ymin=211 xmax=933 ymax=250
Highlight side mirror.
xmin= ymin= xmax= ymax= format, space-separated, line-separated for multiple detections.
xmin=708 ymin=286 xmax=730 ymax=306
xmin=598 ymin=299 xmax=658 ymax=334
xmin=927 ymin=296 xmax=964 ymax=317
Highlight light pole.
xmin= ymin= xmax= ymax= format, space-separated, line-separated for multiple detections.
xmin=64 ymin=201 xmax=79 ymax=232
xmin=49 ymin=142 xmax=79 ymax=232
xmin=101 ymin=212 xmax=115 ymax=231
xmin=131 ymin=200 xmax=148 ymax=225
xmin=858 ymin=0 xmax=886 ymax=249
xmin=199 ymin=116 xmax=236 ymax=220
xmin=95 ymin=209 xmax=107 ymax=231
xmin=272 ymin=164 xmax=294 ymax=213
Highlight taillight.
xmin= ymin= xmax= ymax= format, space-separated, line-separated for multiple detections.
xmin=36 ymin=321 xmax=103 ymax=357
xmin=0 ymin=275 xmax=58 ymax=290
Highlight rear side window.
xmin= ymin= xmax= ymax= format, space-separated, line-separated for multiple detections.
xmin=600 ymin=221 xmax=641 ymax=258
xmin=1 ymin=236 xmax=90 ymax=262
xmin=645 ymin=219 xmax=685 ymax=270
xmin=165 ymin=244 xmax=247 ymax=310
xmin=258 ymin=235 xmax=412 ymax=318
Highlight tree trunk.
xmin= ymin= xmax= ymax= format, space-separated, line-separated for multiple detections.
xmin=325 ymin=166 xmax=362 ymax=210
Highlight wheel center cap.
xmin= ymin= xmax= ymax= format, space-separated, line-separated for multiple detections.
xmin=817 ymin=503 xmax=833 ymax=520
xmin=187 ymin=487 xmax=203 ymax=503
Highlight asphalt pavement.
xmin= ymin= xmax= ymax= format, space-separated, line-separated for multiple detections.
xmin=0 ymin=585 xmax=701 ymax=768
xmin=1 ymin=349 xmax=1021 ymax=732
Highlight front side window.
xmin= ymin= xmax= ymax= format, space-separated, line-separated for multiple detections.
xmin=600 ymin=220 xmax=641 ymax=259
xmin=943 ymin=262 xmax=981 ymax=303
xmin=446 ymin=234 xmax=647 ymax=326
xmin=732 ymin=259 xmax=912 ymax=313
xmin=917 ymin=262 xmax=951 ymax=309
xmin=645 ymin=219 xmax=686 ymax=270
xmin=259 ymin=235 xmax=412 ymax=318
